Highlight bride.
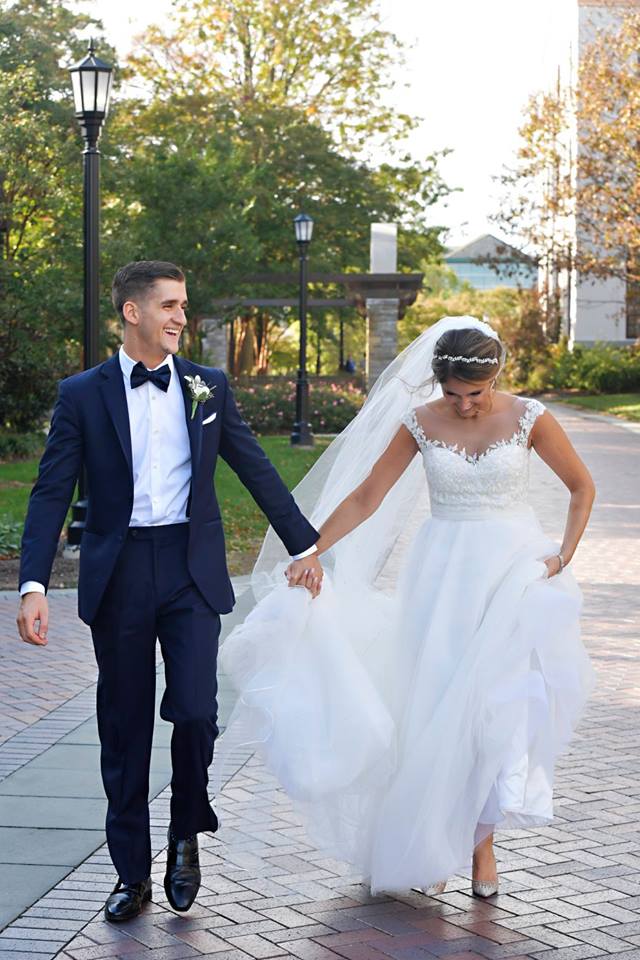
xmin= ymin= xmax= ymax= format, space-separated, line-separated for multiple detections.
xmin=218 ymin=316 xmax=595 ymax=897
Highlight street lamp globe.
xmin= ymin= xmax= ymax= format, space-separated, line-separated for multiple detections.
xmin=69 ymin=39 xmax=113 ymax=145
xmin=294 ymin=213 xmax=314 ymax=247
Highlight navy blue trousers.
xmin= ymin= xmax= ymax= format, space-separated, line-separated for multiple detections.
xmin=90 ymin=523 xmax=220 ymax=884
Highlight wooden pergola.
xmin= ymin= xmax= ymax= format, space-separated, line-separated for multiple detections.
xmin=210 ymin=272 xmax=423 ymax=318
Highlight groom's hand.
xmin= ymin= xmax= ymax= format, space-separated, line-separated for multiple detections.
xmin=285 ymin=556 xmax=324 ymax=599
xmin=17 ymin=593 xmax=49 ymax=646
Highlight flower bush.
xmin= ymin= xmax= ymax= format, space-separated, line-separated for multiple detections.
xmin=232 ymin=380 xmax=365 ymax=434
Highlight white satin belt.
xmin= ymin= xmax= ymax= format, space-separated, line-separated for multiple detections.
xmin=429 ymin=503 xmax=535 ymax=521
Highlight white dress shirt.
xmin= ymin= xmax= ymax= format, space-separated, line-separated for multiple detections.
xmin=20 ymin=348 xmax=315 ymax=595
xmin=119 ymin=347 xmax=192 ymax=526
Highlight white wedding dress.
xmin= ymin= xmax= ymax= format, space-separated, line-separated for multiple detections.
xmin=219 ymin=329 xmax=594 ymax=894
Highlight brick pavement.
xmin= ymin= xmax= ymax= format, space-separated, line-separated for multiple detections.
xmin=0 ymin=404 xmax=638 ymax=959
xmin=0 ymin=592 xmax=94 ymax=754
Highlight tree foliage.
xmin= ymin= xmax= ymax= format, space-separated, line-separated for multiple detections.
xmin=495 ymin=13 xmax=640 ymax=289
xmin=576 ymin=13 xmax=640 ymax=284
xmin=0 ymin=0 xmax=113 ymax=431
xmin=126 ymin=0 xmax=415 ymax=154
xmin=1 ymin=0 xmax=452 ymax=429
xmin=401 ymin=267 xmax=549 ymax=392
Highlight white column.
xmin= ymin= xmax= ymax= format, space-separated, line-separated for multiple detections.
xmin=201 ymin=319 xmax=228 ymax=369
xmin=366 ymin=224 xmax=399 ymax=384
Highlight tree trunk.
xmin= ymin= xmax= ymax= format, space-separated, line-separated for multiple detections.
xmin=237 ymin=315 xmax=256 ymax=374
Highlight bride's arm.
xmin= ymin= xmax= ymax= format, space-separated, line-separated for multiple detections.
xmin=313 ymin=425 xmax=418 ymax=556
xmin=530 ymin=410 xmax=595 ymax=576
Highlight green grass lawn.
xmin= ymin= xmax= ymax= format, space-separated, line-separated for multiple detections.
xmin=0 ymin=436 xmax=331 ymax=569
xmin=216 ymin=436 xmax=331 ymax=572
xmin=555 ymin=393 xmax=640 ymax=422
xmin=0 ymin=459 xmax=45 ymax=557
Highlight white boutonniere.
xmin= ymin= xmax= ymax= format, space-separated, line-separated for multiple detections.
xmin=184 ymin=374 xmax=216 ymax=420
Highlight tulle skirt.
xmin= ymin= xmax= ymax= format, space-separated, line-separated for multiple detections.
xmin=218 ymin=504 xmax=594 ymax=893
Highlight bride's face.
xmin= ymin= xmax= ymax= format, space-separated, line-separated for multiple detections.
xmin=441 ymin=376 xmax=495 ymax=418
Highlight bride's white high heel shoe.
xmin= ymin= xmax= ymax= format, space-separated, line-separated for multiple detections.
xmin=412 ymin=880 xmax=447 ymax=896
xmin=472 ymin=841 xmax=498 ymax=897
xmin=471 ymin=878 xmax=499 ymax=897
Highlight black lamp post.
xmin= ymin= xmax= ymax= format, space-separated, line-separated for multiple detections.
xmin=67 ymin=40 xmax=113 ymax=546
xmin=0 ymin=172 xmax=8 ymax=261
xmin=291 ymin=213 xmax=314 ymax=447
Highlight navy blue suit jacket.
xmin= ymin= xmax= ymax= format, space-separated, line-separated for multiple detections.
xmin=19 ymin=353 xmax=319 ymax=624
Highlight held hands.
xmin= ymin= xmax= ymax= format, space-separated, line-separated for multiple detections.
xmin=17 ymin=593 xmax=49 ymax=646
xmin=285 ymin=555 xmax=324 ymax=599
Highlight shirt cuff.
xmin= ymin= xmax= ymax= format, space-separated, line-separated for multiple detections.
xmin=290 ymin=544 xmax=318 ymax=561
xmin=20 ymin=581 xmax=46 ymax=597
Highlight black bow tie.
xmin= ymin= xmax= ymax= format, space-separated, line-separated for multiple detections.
xmin=130 ymin=362 xmax=171 ymax=392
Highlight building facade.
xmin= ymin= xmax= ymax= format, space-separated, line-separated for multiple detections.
xmin=445 ymin=234 xmax=537 ymax=291
xmin=552 ymin=0 xmax=640 ymax=344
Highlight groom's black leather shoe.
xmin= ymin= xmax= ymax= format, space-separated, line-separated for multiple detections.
xmin=104 ymin=876 xmax=152 ymax=922
xmin=164 ymin=826 xmax=201 ymax=912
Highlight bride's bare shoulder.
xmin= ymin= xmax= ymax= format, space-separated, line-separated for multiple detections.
xmin=415 ymin=398 xmax=448 ymax=419
xmin=495 ymin=393 xmax=533 ymax=414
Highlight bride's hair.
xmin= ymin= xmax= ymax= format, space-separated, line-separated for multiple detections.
xmin=431 ymin=327 xmax=505 ymax=384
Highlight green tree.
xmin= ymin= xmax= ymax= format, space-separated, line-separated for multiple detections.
xmin=104 ymin=98 xmax=450 ymax=367
xmin=0 ymin=0 xmax=453 ymax=419
xmin=0 ymin=0 xmax=113 ymax=431
xmin=126 ymin=0 xmax=415 ymax=154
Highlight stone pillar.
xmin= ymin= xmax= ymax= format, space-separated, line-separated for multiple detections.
xmin=201 ymin=318 xmax=228 ymax=370
xmin=366 ymin=224 xmax=399 ymax=384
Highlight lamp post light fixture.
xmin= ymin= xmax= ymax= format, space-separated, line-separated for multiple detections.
xmin=291 ymin=213 xmax=314 ymax=447
xmin=67 ymin=39 xmax=114 ymax=547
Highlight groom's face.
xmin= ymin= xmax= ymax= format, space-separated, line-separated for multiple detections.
xmin=126 ymin=278 xmax=188 ymax=359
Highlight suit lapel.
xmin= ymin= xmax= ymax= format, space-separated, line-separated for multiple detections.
xmin=99 ymin=353 xmax=133 ymax=481
xmin=174 ymin=355 xmax=203 ymax=477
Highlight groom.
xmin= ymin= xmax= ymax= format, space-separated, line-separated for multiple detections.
xmin=16 ymin=260 xmax=323 ymax=922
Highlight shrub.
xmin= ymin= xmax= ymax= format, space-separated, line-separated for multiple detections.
xmin=0 ymin=431 xmax=44 ymax=461
xmin=546 ymin=341 xmax=640 ymax=393
xmin=232 ymin=379 xmax=365 ymax=434
xmin=0 ymin=521 xmax=22 ymax=559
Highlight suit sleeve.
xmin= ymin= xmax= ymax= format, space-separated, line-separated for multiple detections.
xmin=19 ymin=380 xmax=83 ymax=592
xmin=217 ymin=374 xmax=319 ymax=556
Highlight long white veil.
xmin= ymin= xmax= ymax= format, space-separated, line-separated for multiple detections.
xmin=214 ymin=316 xmax=502 ymax=863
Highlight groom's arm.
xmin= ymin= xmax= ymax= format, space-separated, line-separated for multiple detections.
xmin=19 ymin=379 xmax=84 ymax=593
xmin=217 ymin=373 xmax=319 ymax=558
xmin=17 ymin=379 xmax=83 ymax=645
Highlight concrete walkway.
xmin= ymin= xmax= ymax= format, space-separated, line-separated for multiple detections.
xmin=0 ymin=405 xmax=638 ymax=960
xmin=0 ymin=578 xmax=252 ymax=934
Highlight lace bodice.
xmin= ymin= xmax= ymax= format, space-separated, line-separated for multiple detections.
xmin=401 ymin=398 xmax=546 ymax=516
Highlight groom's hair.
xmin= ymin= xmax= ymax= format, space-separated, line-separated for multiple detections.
xmin=112 ymin=260 xmax=185 ymax=320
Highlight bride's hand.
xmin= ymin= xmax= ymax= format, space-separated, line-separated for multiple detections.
xmin=542 ymin=554 xmax=562 ymax=578
xmin=285 ymin=557 xmax=324 ymax=598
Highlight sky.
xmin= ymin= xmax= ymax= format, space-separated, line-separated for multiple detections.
xmin=87 ymin=0 xmax=576 ymax=250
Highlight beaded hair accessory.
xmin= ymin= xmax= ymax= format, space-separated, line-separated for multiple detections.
xmin=433 ymin=354 xmax=499 ymax=364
